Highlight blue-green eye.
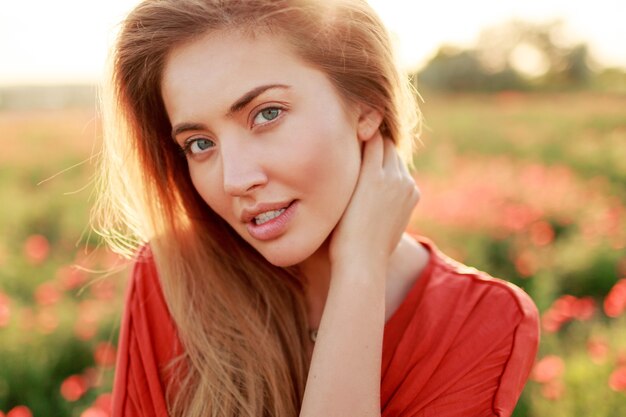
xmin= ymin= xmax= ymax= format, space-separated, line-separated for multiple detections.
xmin=185 ymin=138 xmax=215 ymax=155
xmin=253 ymin=107 xmax=282 ymax=125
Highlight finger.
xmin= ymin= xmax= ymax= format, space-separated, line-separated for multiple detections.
xmin=361 ymin=130 xmax=384 ymax=170
xmin=382 ymin=137 xmax=402 ymax=173
xmin=397 ymin=149 xmax=412 ymax=178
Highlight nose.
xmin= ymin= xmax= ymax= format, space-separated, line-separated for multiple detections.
xmin=221 ymin=143 xmax=268 ymax=196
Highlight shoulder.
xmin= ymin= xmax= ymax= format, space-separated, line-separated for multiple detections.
xmin=420 ymin=236 xmax=539 ymax=333
xmin=420 ymin=238 xmax=540 ymax=373
xmin=122 ymin=245 xmax=181 ymax=358
xmin=122 ymin=246 xmax=176 ymax=336
xmin=111 ymin=245 xmax=180 ymax=417
xmin=388 ymin=235 xmax=540 ymax=348
xmin=127 ymin=246 xmax=166 ymax=308
xmin=381 ymin=236 xmax=540 ymax=416
xmin=431 ymin=247 xmax=540 ymax=416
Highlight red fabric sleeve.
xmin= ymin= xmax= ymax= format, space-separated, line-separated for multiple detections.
xmin=381 ymin=237 xmax=540 ymax=417
xmin=409 ymin=283 xmax=538 ymax=417
xmin=109 ymin=237 xmax=539 ymax=417
xmin=111 ymin=249 xmax=182 ymax=417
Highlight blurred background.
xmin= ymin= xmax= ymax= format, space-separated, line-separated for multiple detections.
xmin=0 ymin=1 xmax=625 ymax=416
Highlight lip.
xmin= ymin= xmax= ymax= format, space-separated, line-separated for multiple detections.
xmin=245 ymin=200 xmax=298 ymax=241
xmin=240 ymin=200 xmax=295 ymax=223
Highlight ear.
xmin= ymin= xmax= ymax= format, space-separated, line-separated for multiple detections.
xmin=356 ymin=104 xmax=384 ymax=142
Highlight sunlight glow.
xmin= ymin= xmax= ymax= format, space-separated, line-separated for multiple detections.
xmin=0 ymin=0 xmax=624 ymax=85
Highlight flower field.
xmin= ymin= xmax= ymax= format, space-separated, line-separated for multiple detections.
xmin=0 ymin=92 xmax=624 ymax=416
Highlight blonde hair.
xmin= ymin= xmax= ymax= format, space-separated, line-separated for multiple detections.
xmin=95 ymin=0 xmax=420 ymax=416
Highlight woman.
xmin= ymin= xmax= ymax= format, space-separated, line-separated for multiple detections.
xmin=97 ymin=0 xmax=540 ymax=416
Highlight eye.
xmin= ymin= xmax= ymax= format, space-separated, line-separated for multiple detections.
xmin=183 ymin=137 xmax=215 ymax=155
xmin=252 ymin=107 xmax=282 ymax=126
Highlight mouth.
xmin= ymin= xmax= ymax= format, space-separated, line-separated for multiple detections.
xmin=254 ymin=206 xmax=289 ymax=225
xmin=241 ymin=200 xmax=295 ymax=224
xmin=245 ymin=200 xmax=298 ymax=241
xmin=252 ymin=200 xmax=296 ymax=224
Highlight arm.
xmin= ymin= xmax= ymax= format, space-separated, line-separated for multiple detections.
xmin=299 ymin=260 xmax=387 ymax=417
xmin=299 ymin=132 xmax=420 ymax=417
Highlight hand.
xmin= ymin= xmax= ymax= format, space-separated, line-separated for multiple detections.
xmin=329 ymin=131 xmax=420 ymax=267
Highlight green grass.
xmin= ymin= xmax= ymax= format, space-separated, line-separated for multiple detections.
xmin=1 ymin=92 xmax=625 ymax=415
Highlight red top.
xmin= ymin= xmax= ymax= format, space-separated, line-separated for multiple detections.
xmin=112 ymin=236 xmax=540 ymax=416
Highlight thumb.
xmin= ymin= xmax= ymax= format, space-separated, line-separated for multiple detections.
xmin=361 ymin=130 xmax=384 ymax=171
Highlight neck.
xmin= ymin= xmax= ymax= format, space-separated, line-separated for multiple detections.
xmin=298 ymin=238 xmax=332 ymax=330
xmin=297 ymin=233 xmax=428 ymax=331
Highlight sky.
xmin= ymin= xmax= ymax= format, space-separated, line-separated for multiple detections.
xmin=0 ymin=0 xmax=624 ymax=86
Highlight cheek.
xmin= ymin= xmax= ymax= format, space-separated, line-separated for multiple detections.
xmin=292 ymin=120 xmax=362 ymax=204
xmin=189 ymin=164 xmax=228 ymax=215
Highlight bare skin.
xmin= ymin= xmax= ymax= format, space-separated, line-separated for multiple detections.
xmin=300 ymin=233 xmax=430 ymax=360
xmin=162 ymin=31 xmax=424 ymax=417
xmin=298 ymin=134 xmax=422 ymax=417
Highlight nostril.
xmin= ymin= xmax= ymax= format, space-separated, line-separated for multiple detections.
xmin=222 ymin=168 xmax=268 ymax=196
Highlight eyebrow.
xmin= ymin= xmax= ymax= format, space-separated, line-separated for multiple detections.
xmin=170 ymin=84 xmax=290 ymax=140
xmin=228 ymin=84 xmax=289 ymax=115
xmin=171 ymin=122 xmax=208 ymax=141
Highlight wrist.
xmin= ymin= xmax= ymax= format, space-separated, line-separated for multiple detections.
xmin=330 ymin=242 xmax=389 ymax=268
xmin=330 ymin=253 xmax=387 ymax=283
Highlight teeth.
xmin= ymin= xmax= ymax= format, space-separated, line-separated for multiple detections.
xmin=254 ymin=208 xmax=286 ymax=225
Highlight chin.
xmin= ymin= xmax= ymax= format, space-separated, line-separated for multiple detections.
xmin=257 ymin=246 xmax=310 ymax=268
xmin=254 ymin=235 xmax=329 ymax=268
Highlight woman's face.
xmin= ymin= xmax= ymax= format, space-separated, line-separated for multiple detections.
xmin=162 ymin=31 xmax=363 ymax=267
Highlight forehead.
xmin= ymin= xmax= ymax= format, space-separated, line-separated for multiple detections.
xmin=162 ymin=31 xmax=317 ymax=116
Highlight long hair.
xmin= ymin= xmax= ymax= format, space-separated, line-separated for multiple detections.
xmin=95 ymin=0 xmax=420 ymax=416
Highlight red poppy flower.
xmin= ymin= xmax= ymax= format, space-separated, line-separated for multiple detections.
xmin=23 ymin=234 xmax=50 ymax=264
xmin=61 ymin=375 xmax=88 ymax=402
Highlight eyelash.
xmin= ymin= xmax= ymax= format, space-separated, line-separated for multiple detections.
xmin=250 ymin=105 xmax=285 ymax=127
xmin=181 ymin=137 xmax=215 ymax=156
xmin=180 ymin=105 xmax=286 ymax=156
